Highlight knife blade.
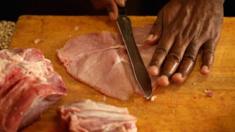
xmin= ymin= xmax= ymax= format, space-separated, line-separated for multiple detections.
xmin=116 ymin=7 xmax=152 ymax=99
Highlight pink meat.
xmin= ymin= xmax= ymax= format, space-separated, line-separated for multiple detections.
xmin=58 ymin=99 xmax=137 ymax=132
xmin=0 ymin=48 xmax=67 ymax=132
xmin=57 ymin=26 xmax=156 ymax=100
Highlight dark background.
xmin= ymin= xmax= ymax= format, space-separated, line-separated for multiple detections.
xmin=0 ymin=0 xmax=234 ymax=21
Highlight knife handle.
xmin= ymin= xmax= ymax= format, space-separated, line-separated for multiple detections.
xmin=118 ymin=6 xmax=126 ymax=16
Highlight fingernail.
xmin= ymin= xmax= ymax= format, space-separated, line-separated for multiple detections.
xmin=148 ymin=66 xmax=159 ymax=76
xmin=157 ymin=75 xmax=169 ymax=87
xmin=147 ymin=34 xmax=154 ymax=41
xmin=115 ymin=0 xmax=125 ymax=7
xmin=172 ymin=73 xmax=184 ymax=84
xmin=120 ymin=0 xmax=125 ymax=7
xmin=146 ymin=34 xmax=158 ymax=42
xmin=109 ymin=12 xmax=116 ymax=21
xmin=201 ymin=66 xmax=210 ymax=75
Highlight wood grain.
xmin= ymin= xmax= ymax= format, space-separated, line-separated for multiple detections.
xmin=10 ymin=16 xmax=235 ymax=132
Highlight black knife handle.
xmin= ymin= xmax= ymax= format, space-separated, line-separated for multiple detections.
xmin=118 ymin=6 xmax=126 ymax=15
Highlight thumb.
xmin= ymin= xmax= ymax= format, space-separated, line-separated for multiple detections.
xmin=145 ymin=12 xmax=163 ymax=45
xmin=115 ymin=0 xmax=127 ymax=7
xmin=108 ymin=0 xmax=119 ymax=20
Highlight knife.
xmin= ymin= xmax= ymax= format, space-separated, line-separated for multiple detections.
xmin=116 ymin=7 xmax=152 ymax=99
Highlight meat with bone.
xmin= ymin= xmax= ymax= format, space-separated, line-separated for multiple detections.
xmin=58 ymin=99 xmax=137 ymax=132
xmin=0 ymin=48 xmax=67 ymax=132
xmin=57 ymin=26 xmax=156 ymax=100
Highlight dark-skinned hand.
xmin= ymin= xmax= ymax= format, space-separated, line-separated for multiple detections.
xmin=146 ymin=0 xmax=224 ymax=87
xmin=91 ymin=0 xmax=126 ymax=20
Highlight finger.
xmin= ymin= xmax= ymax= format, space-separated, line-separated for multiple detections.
xmin=156 ymin=75 xmax=170 ymax=87
xmin=201 ymin=39 xmax=217 ymax=75
xmin=160 ymin=38 xmax=189 ymax=78
xmin=108 ymin=0 xmax=119 ymax=20
xmin=115 ymin=0 xmax=126 ymax=7
xmin=91 ymin=0 xmax=110 ymax=9
xmin=148 ymin=35 xmax=175 ymax=76
xmin=148 ymin=66 xmax=159 ymax=76
xmin=172 ymin=42 xmax=200 ymax=84
xmin=145 ymin=11 xmax=163 ymax=44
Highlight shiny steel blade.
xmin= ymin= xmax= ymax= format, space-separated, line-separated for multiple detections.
xmin=116 ymin=15 xmax=152 ymax=99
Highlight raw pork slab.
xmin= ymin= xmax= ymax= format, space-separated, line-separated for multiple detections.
xmin=58 ymin=99 xmax=137 ymax=132
xmin=57 ymin=26 xmax=155 ymax=100
xmin=0 ymin=48 xmax=67 ymax=132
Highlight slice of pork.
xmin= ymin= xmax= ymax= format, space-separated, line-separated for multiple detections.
xmin=58 ymin=99 xmax=137 ymax=132
xmin=57 ymin=26 xmax=156 ymax=100
xmin=0 ymin=48 xmax=67 ymax=132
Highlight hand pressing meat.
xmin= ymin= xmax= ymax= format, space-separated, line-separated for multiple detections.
xmin=147 ymin=0 xmax=224 ymax=87
xmin=91 ymin=0 xmax=126 ymax=20
xmin=90 ymin=0 xmax=224 ymax=88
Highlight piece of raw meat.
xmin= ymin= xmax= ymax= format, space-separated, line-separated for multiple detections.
xmin=58 ymin=99 xmax=137 ymax=132
xmin=57 ymin=26 xmax=155 ymax=100
xmin=0 ymin=48 xmax=67 ymax=132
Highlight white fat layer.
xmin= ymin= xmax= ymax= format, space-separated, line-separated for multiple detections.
xmin=102 ymin=122 xmax=137 ymax=132
xmin=70 ymin=99 xmax=129 ymax=114
xmin=0 ymin=59 xmax=9 ymax=81
xmin=115 ymin=56 xmax=122 ymax=65
xmin=0 ymin=49 xmax=50 ymax=83
xmin=21 ymin=61 xmax=49 ymax=82
xmin=61 ymin=100 xmax=137 ymax=132
xmin=73 ymin=110 xmax=136 ymax=121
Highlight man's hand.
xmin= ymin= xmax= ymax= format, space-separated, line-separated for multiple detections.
xmin=146 ymin=0 xmax=224 ymax=87
xmin=91 ymin=0 xmax=126 ymax=20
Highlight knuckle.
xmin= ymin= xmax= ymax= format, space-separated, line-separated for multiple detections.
xmin=155 ymin=47 xmax=167 ymax=54
xmin=151 ymin=47 xmax=168 ymax=66
xmin=184 ymin=54 xmax=196 ymax=62
xmin=168 ymin=52 xmax=181 ymax=63
xmin=184 ymin=45 xmax=199 ymax=61
xmin=186 ymin=43 xmax=198 ymax=53
xmin=204 ymin=48 xmax=214 ymax=54
xmin=150 ymin=59 xmax=160 ymax=66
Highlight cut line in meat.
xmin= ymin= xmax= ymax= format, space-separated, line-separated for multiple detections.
xmin=57 ymin=25 xmax=156 ymax=100
xmin=0 ymin=48 xmax=67 ymax=132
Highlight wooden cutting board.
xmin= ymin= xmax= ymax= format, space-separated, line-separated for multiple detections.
xmin=10 ymin=16 xmax=235 ymax=132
